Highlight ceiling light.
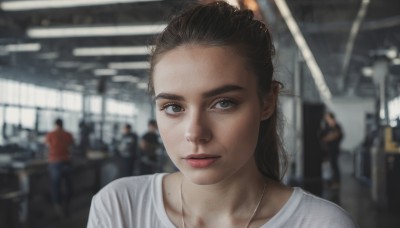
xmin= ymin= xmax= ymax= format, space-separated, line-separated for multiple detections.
xmin=74 ymin=46 xmax=151 ymax=56
xmin=137 ymin=82 xmax=148 ymax=89
xmin=78 ymin=63 xmax=101 ymax=71
xmin=107 ymin=89 xmax=120 ymax=95
xmin=0 ymin=43 xmax=41 ymax=52
xmin=275 ymin=0 xmax=332 ymax=101
xmin=93 ymin=69 xmax=117 ymax=76
xmin=386 ymin=47 xmax=398 ymax=59
xmin=112 ymin=75 xmax=140 ymax=83
xmin=36 ymin=52 xmax=59 ymax=59
xmin=361 ymin=66 xmax=373 ymax=77
xmin=1 ymin=0 xmax=160 ymax=11
xmin=27 ymin=24 xmax=167 ymax=38
xmin=108 ymin=61 xmax=150 ymax=69
xmin=55 ymin=61 xmax=81 ymax=68
xmin=392 ymin=58 xmax=400 ymax=65
xmin=65 ymin=84 xmax=84 ymax=91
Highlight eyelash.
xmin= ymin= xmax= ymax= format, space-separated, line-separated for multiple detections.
xmin=159 ymin=98 xmax=237 ymax=116
xmin=212 ymin=98 xmax=237 ymax=110
xmin=160 ymin=103 xmax=184 ymax=115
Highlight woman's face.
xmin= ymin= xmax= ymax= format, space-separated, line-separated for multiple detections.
xmin=153 ymin=45 xmax=270 ymax=185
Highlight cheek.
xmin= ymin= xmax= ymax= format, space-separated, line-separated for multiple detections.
xmin=233 ymin=119 xmax=260 ymax=152
xmin=218 ymin=108 xmax=261 ymax=156
xmin=156 ymin=115 xmax=183 ymax=156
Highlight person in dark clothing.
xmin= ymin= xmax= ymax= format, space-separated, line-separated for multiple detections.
xmin=320 ymin=112 xmax=343 ymax=188
xmin=139 ymin=120 xmax=160 ymax=174
xmin=118 ymin=124 xmax=138 ymax=176
xmin=78 ymin=120 xmax=91 ymax=157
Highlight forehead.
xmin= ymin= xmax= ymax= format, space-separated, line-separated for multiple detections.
xmin=152 ymin=45 xmax=256 ymax=94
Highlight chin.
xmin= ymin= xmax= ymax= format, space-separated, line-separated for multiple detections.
xmin=182 ymin=169 xmax=228 ymax=185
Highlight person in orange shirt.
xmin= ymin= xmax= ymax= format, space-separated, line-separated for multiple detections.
xmin=46 ymin=118 xmax=74 ymax=217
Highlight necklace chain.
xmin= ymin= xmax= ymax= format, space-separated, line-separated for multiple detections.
xmin=180 ymin=179 xmax=266 ymax=228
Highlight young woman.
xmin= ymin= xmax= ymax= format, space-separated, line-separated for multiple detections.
xmin=87 ymin=2 xmax=357 ymax=227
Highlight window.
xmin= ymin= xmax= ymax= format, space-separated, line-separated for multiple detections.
xmin=0 ymin=106 xmax=4 ymax=145
xmin=5 ymin=106 xmax=20 ymax=125
xmin=19 ymin=83 xmax=37 ymax=106
xmin=62 ymin=90 xmax=82 ymax=112
xmin=89 ymin=96 xmax=102 ymax=114
xmin=106 ymin=99 xmax=137 ymax=116
xmin=389 ymin=96 xmax=400 ymax=126
xmin=1 ymin=79 xmax=19 ymax=105
xmin=20 ymin=108 xmax=36 ymax=129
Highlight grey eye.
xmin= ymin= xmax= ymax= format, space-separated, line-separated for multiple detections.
xmin=165 ymin=105 xmax=183 ymax=114
xmin=215 ymin=100 xmax=233 ymax=109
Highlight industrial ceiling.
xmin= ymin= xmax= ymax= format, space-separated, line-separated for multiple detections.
xmin=0 ymin=0 xmax=399 ymax=102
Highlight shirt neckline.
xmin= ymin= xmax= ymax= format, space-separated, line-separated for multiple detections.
xmin=151 ymin=173 xmax=302 ymax=228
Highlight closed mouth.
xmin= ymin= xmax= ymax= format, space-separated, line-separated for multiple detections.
xmin=185 ymin=154 xmax=220 ymax=159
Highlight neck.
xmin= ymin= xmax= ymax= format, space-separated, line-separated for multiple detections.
xmin=180 ymin=162 xmax=266 ymax=224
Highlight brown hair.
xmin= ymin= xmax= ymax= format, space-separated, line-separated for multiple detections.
xmin=148 ymin=1 xmax=286 ymax=181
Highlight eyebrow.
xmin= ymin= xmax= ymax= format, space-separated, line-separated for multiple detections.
xmin=203 ymin=84 xmax=244 ymax=98
xmin=154 ymin=93 xmax=184 ymax=101
xmin=154 ymin=84 xmax=244 ymax=101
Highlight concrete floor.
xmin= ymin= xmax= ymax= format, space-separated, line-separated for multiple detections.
xmin=38 ymin=153 xmax=400 ymax=228
xmin=327 ymin=153 xmax=400 ymax=228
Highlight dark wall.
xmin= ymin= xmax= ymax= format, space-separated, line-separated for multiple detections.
xmin=303 ymin=102 xmax=325 ymax=196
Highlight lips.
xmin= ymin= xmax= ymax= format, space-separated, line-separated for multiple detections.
xmin=184 ymin=154 xmax=220 ymax=168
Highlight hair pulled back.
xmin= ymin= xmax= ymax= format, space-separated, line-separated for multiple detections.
xmin=149 ymin=1 xmax=286 ymax=181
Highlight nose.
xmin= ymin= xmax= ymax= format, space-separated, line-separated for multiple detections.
xmin=184 ymin=110 xmax=212 ymax=144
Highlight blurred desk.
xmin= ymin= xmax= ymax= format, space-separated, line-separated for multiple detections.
xmin=0 ymin=150 xmax=119 ymax=226
xmin=371 ymin=148 xmax=400 ymax=210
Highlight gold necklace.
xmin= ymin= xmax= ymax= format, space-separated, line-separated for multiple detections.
xmin=180 ymin=179 xmax=266 ymax=228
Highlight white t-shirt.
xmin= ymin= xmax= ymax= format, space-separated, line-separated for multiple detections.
xmin=87 ymin=173 xmax=357 ymax=228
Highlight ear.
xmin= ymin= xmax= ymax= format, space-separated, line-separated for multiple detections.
xmin=261 ymin=82 xmax=279 ymax=121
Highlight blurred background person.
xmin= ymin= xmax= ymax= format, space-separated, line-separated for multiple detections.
xmin=78 ymin=120 xmax=91 ymax=157
xmin=46 ymin=118 xmax=74 ymax=217
xmin=139 ymin=119 xmax=160 ymax=174
xmin=118 ymin=124 xmax=138 ymax=176
xmin=320 ymin=112 xmax=344 ymax=189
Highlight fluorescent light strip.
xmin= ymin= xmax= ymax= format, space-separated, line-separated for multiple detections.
xmin=108 ymin=61 xmax=150 ymax=69
xmin=55 ymin=61 xmax=81 ymax=68
xmin=94 ymin=69 xmax=117 ymax=76
xmin=361 ymin=67 xmax=373 ymax=77
xmin=137 ymin=82 xmax=148 ymax=89
xmin=78 ymin=63 xmax=100 ymax=71
xmin=112 ymin=75 xmax=140 ymax=83
xmin=340 ymin=0 xmax=370 ymax=85
xmin=1 ymin=0 xmax=160 ymax=11
xmin=386 ymin=47 xmax=398 ymax=59
xmin=27 ymin=24 xmax=167 ymax=38
xmin=2 ymin=43 xmax=41 ymax=52
xmin=36 ymin=52 xmax=59 ymax=59
xmin=275 ymin=0 xmax=332 ymax=101
xmin=74 ymin=46 xmax=151 ymax=56
xmin=66 ymin=84 xmax=84 ymax=91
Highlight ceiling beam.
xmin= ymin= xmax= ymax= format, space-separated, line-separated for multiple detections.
xmin=275 ymin=0 xmax=332 ymax=103
xmin=301 ymin=15 xmax=400 ymax=34
xmin=0 ymin=0 xmax=161 ymax=11
xmin=339 ymin=0 xmax=370 ymax=92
